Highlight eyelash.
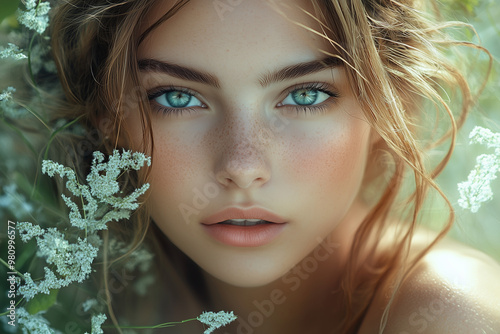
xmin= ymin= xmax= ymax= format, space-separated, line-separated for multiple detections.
xmin=281 ymin=82 xmax=339 ymax=115
xmin=147 ymin=86 xmax=204 ymax=116
xmin=146 ymin=83 xmax=339 ymax=116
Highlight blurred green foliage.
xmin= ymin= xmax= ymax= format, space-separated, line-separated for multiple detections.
xmin=25 ymin=289 xmax=59 ymax=315
xmin=0 ymin=0 xmax=20 ymax=24
xmin=440 ymin=0 xmax=480 ymax=15
xmin=432 ymin=0 xmax=500 ymax=261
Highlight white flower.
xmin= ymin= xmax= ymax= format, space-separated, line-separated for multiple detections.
xmin=469 ymin=126 xmax=500 ymax=149
xmin=17 ymin=307 xmax=61 ymax=334
xmin=0 ymin=87 xmax=16 ymax=100
xmin=18 ymin=150 xmax=150 ymax=302
xmin=38 ymin=231 xmax=98 ymax=282
xmin=0 ymin=183 xmax=34 ymax=216
xmin=0 ymin=44 xmax=27 ymax=60
xmin=42 ymin=149 xmax=151 ymax=232
xmin=458 ymin=127 xmax=500 ymax=212
xmin=17 ymin=221 xmax=44 ymax=242
xmin=0 ymin=86 xmax=30 ymax=118
xmin=197 ymin=311 xmax=237 ymax=334
xmin=18 ymin=234 xmax=98 ymax=300
xmin=90 ymin=314 xmax=107 ymax=334
xmin=81 ymin=299 xmax=99 ymax=313
xmin=17 ymin=0 xmax=51 ymax=34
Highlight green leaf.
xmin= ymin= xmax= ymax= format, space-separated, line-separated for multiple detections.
xmin=25 ymin=289 xmax=59 ymax=315
xmin=0 ymin=0 xmax=21 ymax=24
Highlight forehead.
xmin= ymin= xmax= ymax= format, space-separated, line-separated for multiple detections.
xmin=138 ymin=0 xmax=334 ymax=77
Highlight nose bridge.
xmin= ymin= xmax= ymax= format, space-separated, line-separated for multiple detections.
xmin=214 ymin=110 xmax=271 ymax=189
xmin=225 ymin=133 xmax=265 ymax=169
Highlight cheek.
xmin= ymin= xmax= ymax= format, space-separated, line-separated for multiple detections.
xmin=148 ymin=131 xmax=202 ymax=207
xmin=282 ymin=121 xmax=370 ymax=197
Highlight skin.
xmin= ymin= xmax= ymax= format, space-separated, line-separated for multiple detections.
xmin=123 ymin=0 xmax=500 ymax=332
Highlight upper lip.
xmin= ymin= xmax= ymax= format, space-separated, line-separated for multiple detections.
xmin=201 ymin=207 xmax=287 ymax=225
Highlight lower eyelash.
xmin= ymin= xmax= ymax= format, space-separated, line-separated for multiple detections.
xmin=290 ymin=104 xmax=330 ymax=115
xmin=153 ymin=106 xmax=198 ymax=116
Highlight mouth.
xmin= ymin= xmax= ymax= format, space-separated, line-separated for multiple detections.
xmin=217 ymin=219 xmax=274 ymax=226
xmin=201 ymin=207 xmax=287 ymax=226
xmin=201 ymin=207 xmax=287 ymax=247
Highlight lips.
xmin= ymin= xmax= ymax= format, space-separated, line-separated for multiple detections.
xmin=218 ymin=219 xmax=270 ymax=226
xmin=201 ymin=207 xmax=287 ymax=247
xmin=201 ymin=207 xmax=287 ymax=225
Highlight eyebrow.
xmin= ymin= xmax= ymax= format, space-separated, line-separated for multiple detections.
xmin=137 ymin=56 xmax=341 ymax=89
xmin=138 ymin=59 xmax=221 ymax=88
xmin=258 ymin=56 xmax=342 ymax=87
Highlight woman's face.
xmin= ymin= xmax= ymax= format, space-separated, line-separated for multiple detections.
xmin=125 ymin=0 xmax=374 ymax=287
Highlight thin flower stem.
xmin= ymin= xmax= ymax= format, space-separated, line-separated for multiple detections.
xmin=43 ymin=115 xmax=85 ymax=160
xmin=0 ymin=257 xmax=26 ymax=279
xmin=105 ymin=318 xmax=198 ymax=330
xmin=27 ymin=33 xmax=37 ymax=88
xmin=16 ymin=100 xmax=49 ymax=131
xmin=0 ymin=298 xmax=25 ymax=316
xmin=0 ymin=119 xmax=37 ymax=156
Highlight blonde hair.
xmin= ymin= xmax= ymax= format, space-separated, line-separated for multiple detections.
xmin=48 ymin=0 xmax=489 ymax=332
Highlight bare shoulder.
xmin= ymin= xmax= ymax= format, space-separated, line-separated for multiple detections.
xmin=359 ymin=234 xmax=500 ymax=334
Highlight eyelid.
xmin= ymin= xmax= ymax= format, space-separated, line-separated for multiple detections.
xmin=278 ymin=82 xmax=339 ymax=103
xmin=147 ymin=85 xmax=205 ymax=103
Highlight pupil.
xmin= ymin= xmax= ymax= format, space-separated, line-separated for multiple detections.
xmin=166 ymin=91 xmax=191 ymax=108
xmin=292 ymin=89 xmax=318 ymax=105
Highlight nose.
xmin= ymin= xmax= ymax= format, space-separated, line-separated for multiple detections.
xmin=214 ymin=123 xmax=271 ymax=189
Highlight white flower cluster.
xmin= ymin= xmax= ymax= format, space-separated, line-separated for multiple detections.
xmin=81 ymin=298 xmax=99 ymax=313
xmin=85 ymin=314 xmax=107 ymax=334
xmin=108 ymin=238 xmax=154 ymax=272
xmin=17 ymin=0 xmax=51 ymax=34
xmin=106 ymin=237 xmax=156 ymax=295
xmin=0 ymin=43 xmax=27 ymax=60
xmin=16 ymin=149 xmax=150 ymax=308
xmin=0 ymin=183 xmax=34 ymax=216
xmin=17 ymin=221 xmax=44 ymax=242
xmin=18 ymin=229 xmax=99 ymax=300
xmin=42 ymin=150 xmax=151 ymax=233
xmin=19 ymin=235 xmax=98 ymax=300
xmin=0 ymin=86 xmax=30 ymax=119
xmin=458 ymin=126 xmax=500 ymax=212
xmin=197 ymin=311 xmax=237 ymax=334
xmin=17 ymin=308 xmax=62 ymax=334
xmin=0 ymin=87 xmax=17 ymax=100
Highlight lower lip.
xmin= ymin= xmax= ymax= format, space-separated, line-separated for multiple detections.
xmin=202 ymin=223 xmax=286 ymax=247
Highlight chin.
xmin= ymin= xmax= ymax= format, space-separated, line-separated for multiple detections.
xmin=198 ymin=259 xmax=289 ymax=288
